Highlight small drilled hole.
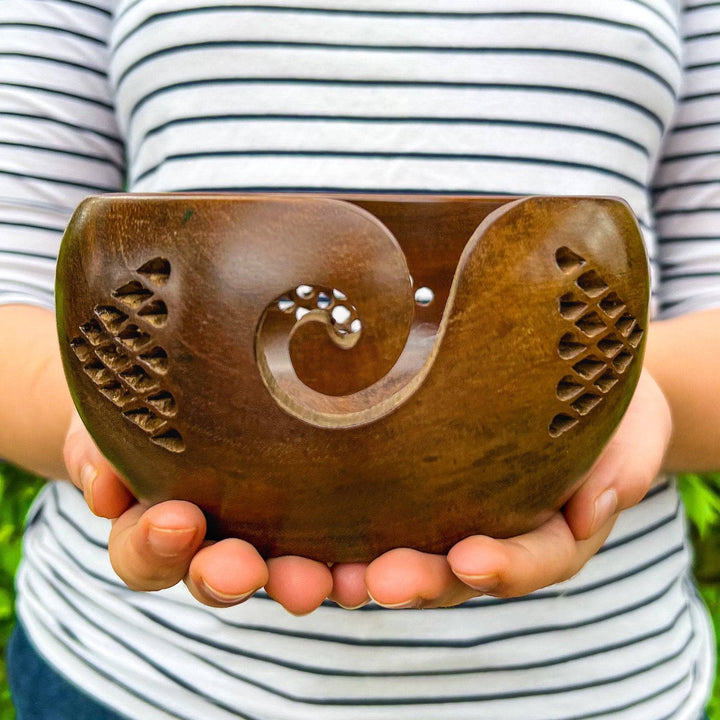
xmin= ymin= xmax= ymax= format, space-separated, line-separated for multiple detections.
xmin=549 ymin=413 xmax=579 ymax=437
xmin=558 ymin=333 xmax=587 ymax=360
xmin=558 ymin=294 xmax=588 ymax=321
xmin=333 ymin=288 xmax=347 ymax=301
xmin=556 ymin=375 xmax=584 ymax=401
xmin=571 ymin=393 xmax=602 ymax=416
xmin=295 ymin=285 xmax=314 ymax=300
xmin=573 ymin=356 xmax=606 ymax=380
xmin=576 ymin=270 xmax=609 ymax=297
xmin=278 ymin=296 xmax=295 ymax=312
xmin=331 ymin=305 xmax=352 ymax=325
xmin=555 ymin=247 xmax=587 ymax=273
xmin=317 ymin=292 xmax=332 ymax=309
xmin=613 ymin=351 xmax=633 ymax=374
xmin=414 ymin=286 xmax=434 ymax=306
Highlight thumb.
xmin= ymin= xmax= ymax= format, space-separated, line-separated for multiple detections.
xmin=63 ymin=410 xmax=134 ymax=518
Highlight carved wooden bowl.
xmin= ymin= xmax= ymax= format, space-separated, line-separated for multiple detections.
xmin=56 ymin=194 xmax=649 ymax=561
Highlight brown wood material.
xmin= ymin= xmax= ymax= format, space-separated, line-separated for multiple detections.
xmin=56 ymin=194 xmax=649 ymax=561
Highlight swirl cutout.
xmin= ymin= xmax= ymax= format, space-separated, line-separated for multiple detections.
xmin=255 ymin=198 xmax=531 ymax=429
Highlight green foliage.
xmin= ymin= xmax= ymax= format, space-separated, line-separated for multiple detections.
xmin=680 ymin=473 xmax=720 ymax=540
xmin=0 ymin=463 xmax=43 ymax=720
xmin=679 ymin=473 xmax=720 ymax=720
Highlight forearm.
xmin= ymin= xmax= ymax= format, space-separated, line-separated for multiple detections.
xmin=0 ymin=305 xmax=73 ymax=479
xmin=644 ymin=307 xmax=720 ymax=473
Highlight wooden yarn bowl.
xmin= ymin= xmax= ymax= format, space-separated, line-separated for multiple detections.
xmin=56 ymin=194 xmax=649 ymax=562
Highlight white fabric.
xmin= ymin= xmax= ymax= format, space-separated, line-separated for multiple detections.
xmin=1 ymin=1 xmax=719 ymax=717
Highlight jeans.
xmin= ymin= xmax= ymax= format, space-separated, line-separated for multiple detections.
xmin=6 ymin=621 xmax=126 ymax=720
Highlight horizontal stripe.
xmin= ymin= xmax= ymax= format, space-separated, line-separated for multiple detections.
xmin=0 ymin=140 xmax=124 ymax=173
xmin=0 ymin=111 xmax=123 ymax=145
xmin=128 ymin=78 xmax=668 ymax=129
xmin=0 ymin=222 xmax=63 ymax=239
xmin=113 ymin=0 xmax=680 ymax=32
xmin=140 ymin=113 xmax=651 ymax=155
xmin=131 ymin=149 xmax=646 ymax=188
xmin=0 ymin=52 xmax=107 ymax=78
xmin=45 ymin=0 xmax=112 ymax=16
xmin=136 ymin=571 xmax=686 ymax=653
xmin=0 ymin=22 xmax=106 ymax=45
xmin=0 ymin=81 xmax=113 ymax=109
xmin=656 ymin=206 xmax=720 ymax=216
xmin=115 ymin=42 xmax=679 ymax=95
xmin=0 ymin=168 xmax=119 ymax=193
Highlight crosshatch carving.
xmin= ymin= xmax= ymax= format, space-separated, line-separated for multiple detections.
xmin=551 ymin=246 xmax=644 ymax=438
xmin=69 ymin=258 xmax=184 ymax=453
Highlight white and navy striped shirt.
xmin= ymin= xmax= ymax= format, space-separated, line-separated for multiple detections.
xmin=1 ymin=1 xmax=719 ymax=718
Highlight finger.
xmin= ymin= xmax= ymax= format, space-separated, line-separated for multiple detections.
xmin=63 ymin=411 xmax=134 ymax=518
xmin=185 ymin=538 xmax=268 ymax=607
xmin=265 ymin=556 xmax=333 ymax=616
xmin=108 ymin=500 xmax=206 ymax=591
xmin=329 ymin=563 xmax=370 ymax=609
xmin=366 ymin=548 xmax=479 ymax=609
xmin=565 ymin=370 xmax=672 ymax=540
xmin=447 ymin=512 xmax=615 ymax=598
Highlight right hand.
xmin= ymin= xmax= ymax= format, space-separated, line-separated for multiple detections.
xmin=63 ymin=411 xmax=333 ymax=614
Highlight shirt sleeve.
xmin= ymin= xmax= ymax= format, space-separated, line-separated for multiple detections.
xmin=0 ymin=0 xmax=124 ymax=310
xmin=652 ymin=0 xmax=720 ymax=319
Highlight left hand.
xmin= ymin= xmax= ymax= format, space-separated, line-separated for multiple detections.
xmin=329 ymin=368 xmax=673 ymax=609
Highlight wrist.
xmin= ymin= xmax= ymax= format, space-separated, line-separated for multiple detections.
xmin=644 ymin=308 xmax=720 ymax=473
xmin=0 ymin=305 xmax=74 ymax=479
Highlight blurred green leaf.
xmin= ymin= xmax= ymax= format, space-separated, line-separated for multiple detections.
xmin=680 ymin=473 xmax=720 ymax=538
xmin=0 ymin=462 xmax=43 ymax=720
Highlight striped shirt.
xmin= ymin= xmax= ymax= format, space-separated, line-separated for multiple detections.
xmin=1 ymin=1 xmax=719 ymax=718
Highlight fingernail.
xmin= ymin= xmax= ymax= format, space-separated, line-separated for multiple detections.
xmin=147 ymin=525 xmax=198 ymax=557
xmin=201 ymin=580 xmax=255 ymax=605
xmin=591 ymin=488 xmax=618 ymax=535
xmin=80 ymin=463 xmax=97 ymax=513
xmin=367 ymin=592 xmax=421 ymax=609
xmin=336 ymin=601 xmax=370 ymax=610
xmin=452 ymin=572 xmax=499 ymax=593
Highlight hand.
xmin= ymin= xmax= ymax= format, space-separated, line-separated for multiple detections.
xmin=62 ymin=412 xmax=332 ymax=614
xmin=330 ymin=368 xmax=673 ymax=609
